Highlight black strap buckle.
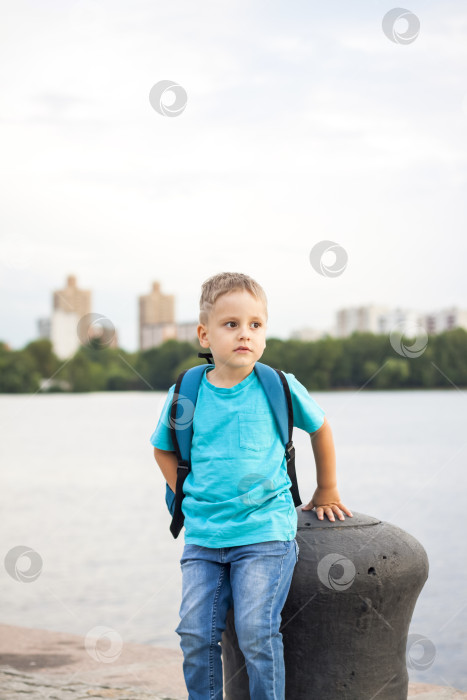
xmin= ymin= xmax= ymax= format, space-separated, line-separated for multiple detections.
xmin=198 ymin=352 xmax=214 ymax=364
xmin=285 ymin=441 xmax=295 ymax=462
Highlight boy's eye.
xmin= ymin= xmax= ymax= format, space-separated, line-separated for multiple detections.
xmin=225 ymin=321 xmax=261 ymax=328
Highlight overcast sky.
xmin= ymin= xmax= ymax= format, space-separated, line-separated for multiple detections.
xmin=1 ymin=0 xmax=466 ymax=351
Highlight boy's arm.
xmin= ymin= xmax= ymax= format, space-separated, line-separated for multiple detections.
xmin=301 ymin=417 xmax=353 ymax=522
xmin=153 ymin=447 xmax=178 ymax=493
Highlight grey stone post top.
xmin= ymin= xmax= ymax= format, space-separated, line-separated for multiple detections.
xmin=297 ymin=508 xmax=381 ymax=530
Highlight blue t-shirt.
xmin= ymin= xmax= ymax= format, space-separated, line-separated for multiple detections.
xmin=150 ymin=366 xmax=325 ymax=548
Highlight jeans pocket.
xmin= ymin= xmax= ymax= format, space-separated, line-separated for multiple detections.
xmin=294 ymin=538 xmax=299 ymax=564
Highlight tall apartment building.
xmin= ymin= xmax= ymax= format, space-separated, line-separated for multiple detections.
xmin=176 ymin=320 xmax=200 ymax=342
xmin=335 ymin=305 xmax=391 ymax=337
xmin=39 ymin=275 xmax=118 ymax=357
xmin=53 ymin=274 xmax=91 ymax=318
xmin=139 ymin=281 xmax=175 ymax=350
xmin=422 ymin=306 xmax=467 ymax=334
xmin=37 ymin=318 xmax=51 ymax=340
xmin=50 ymin=275 xmax=92 ymax=358
xmin=138 ymin=282 xmax=200 ymax=350
xmin=376 ymin=308 xmax=424 ymax=336
xmin=335 ymin=304 xmax=467 ymax=338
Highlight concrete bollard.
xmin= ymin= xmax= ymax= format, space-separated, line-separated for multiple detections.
xmin=222 ymin=509 xmax=429 ymax=699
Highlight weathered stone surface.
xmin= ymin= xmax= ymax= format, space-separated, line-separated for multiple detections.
xmin=0 ymin=667 xmax=178 ymax=699
xmin=0 ymin=623 xmax=186 ymax=699
xmin=0 ymin=620 xmax=465 ymax=699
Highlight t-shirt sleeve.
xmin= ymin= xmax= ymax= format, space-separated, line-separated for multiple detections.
xmin=149 ymin=384 xmax=177 ymax=451
xmin=284 ymin=372 xmax=325 ymax=433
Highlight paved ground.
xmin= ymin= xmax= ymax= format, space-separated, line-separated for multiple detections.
xmin=0 ymin=623 xmax=466 ymax=699
xmin=0 ymin=624 xmax=186 ymax=700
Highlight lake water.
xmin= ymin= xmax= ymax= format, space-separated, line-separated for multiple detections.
xmin=0 ymin=389 xmax=466 ymax=691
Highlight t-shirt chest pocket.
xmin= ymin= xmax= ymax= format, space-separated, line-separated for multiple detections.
xmin=238 ymin=411 xmax=276 ymax=451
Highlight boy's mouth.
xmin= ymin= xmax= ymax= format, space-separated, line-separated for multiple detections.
xmin=235 ymin=346 xmax=251 ymax=352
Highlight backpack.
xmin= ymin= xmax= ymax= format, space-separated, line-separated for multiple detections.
xmin=166 ymin=352 xmax=301 ymax=538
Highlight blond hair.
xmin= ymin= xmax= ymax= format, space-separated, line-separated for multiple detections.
xmin=199 ymin=272 xmax=268 ymax=326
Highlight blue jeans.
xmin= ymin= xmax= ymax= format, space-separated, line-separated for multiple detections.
xmin=176 ymin=538 xmax=299 ymax=700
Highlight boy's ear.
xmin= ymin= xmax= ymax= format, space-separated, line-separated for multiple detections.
xmin=197 ymin=323 xmax=210 ymax=348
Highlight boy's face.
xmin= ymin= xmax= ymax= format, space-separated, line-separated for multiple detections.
xmin=198 ymin=289 xmax=267 ymax=371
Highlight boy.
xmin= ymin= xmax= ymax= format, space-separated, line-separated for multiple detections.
xmin=150 ymin=272 xmax=352 ymax=700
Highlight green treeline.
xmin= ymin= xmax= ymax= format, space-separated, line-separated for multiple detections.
xmin=0 ymin=329 xmax=466 ymax=393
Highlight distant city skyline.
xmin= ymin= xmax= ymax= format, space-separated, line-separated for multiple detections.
xmin=1 ymin=1 xmax=466 ymax=351
xmin=25 ymin=273 xmax=467 ymax=357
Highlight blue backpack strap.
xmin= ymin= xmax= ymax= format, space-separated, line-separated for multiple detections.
xmin=168 ymin=361 xmax=214 ymax=538
xmin=253 ymin=362 xmax=290 ymax=444
xmin=254 ymin=362 xmax=301 ymax=507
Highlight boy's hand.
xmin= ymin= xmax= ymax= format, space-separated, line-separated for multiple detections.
xmin=301 ymin=487 xmax=353 ymax=522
